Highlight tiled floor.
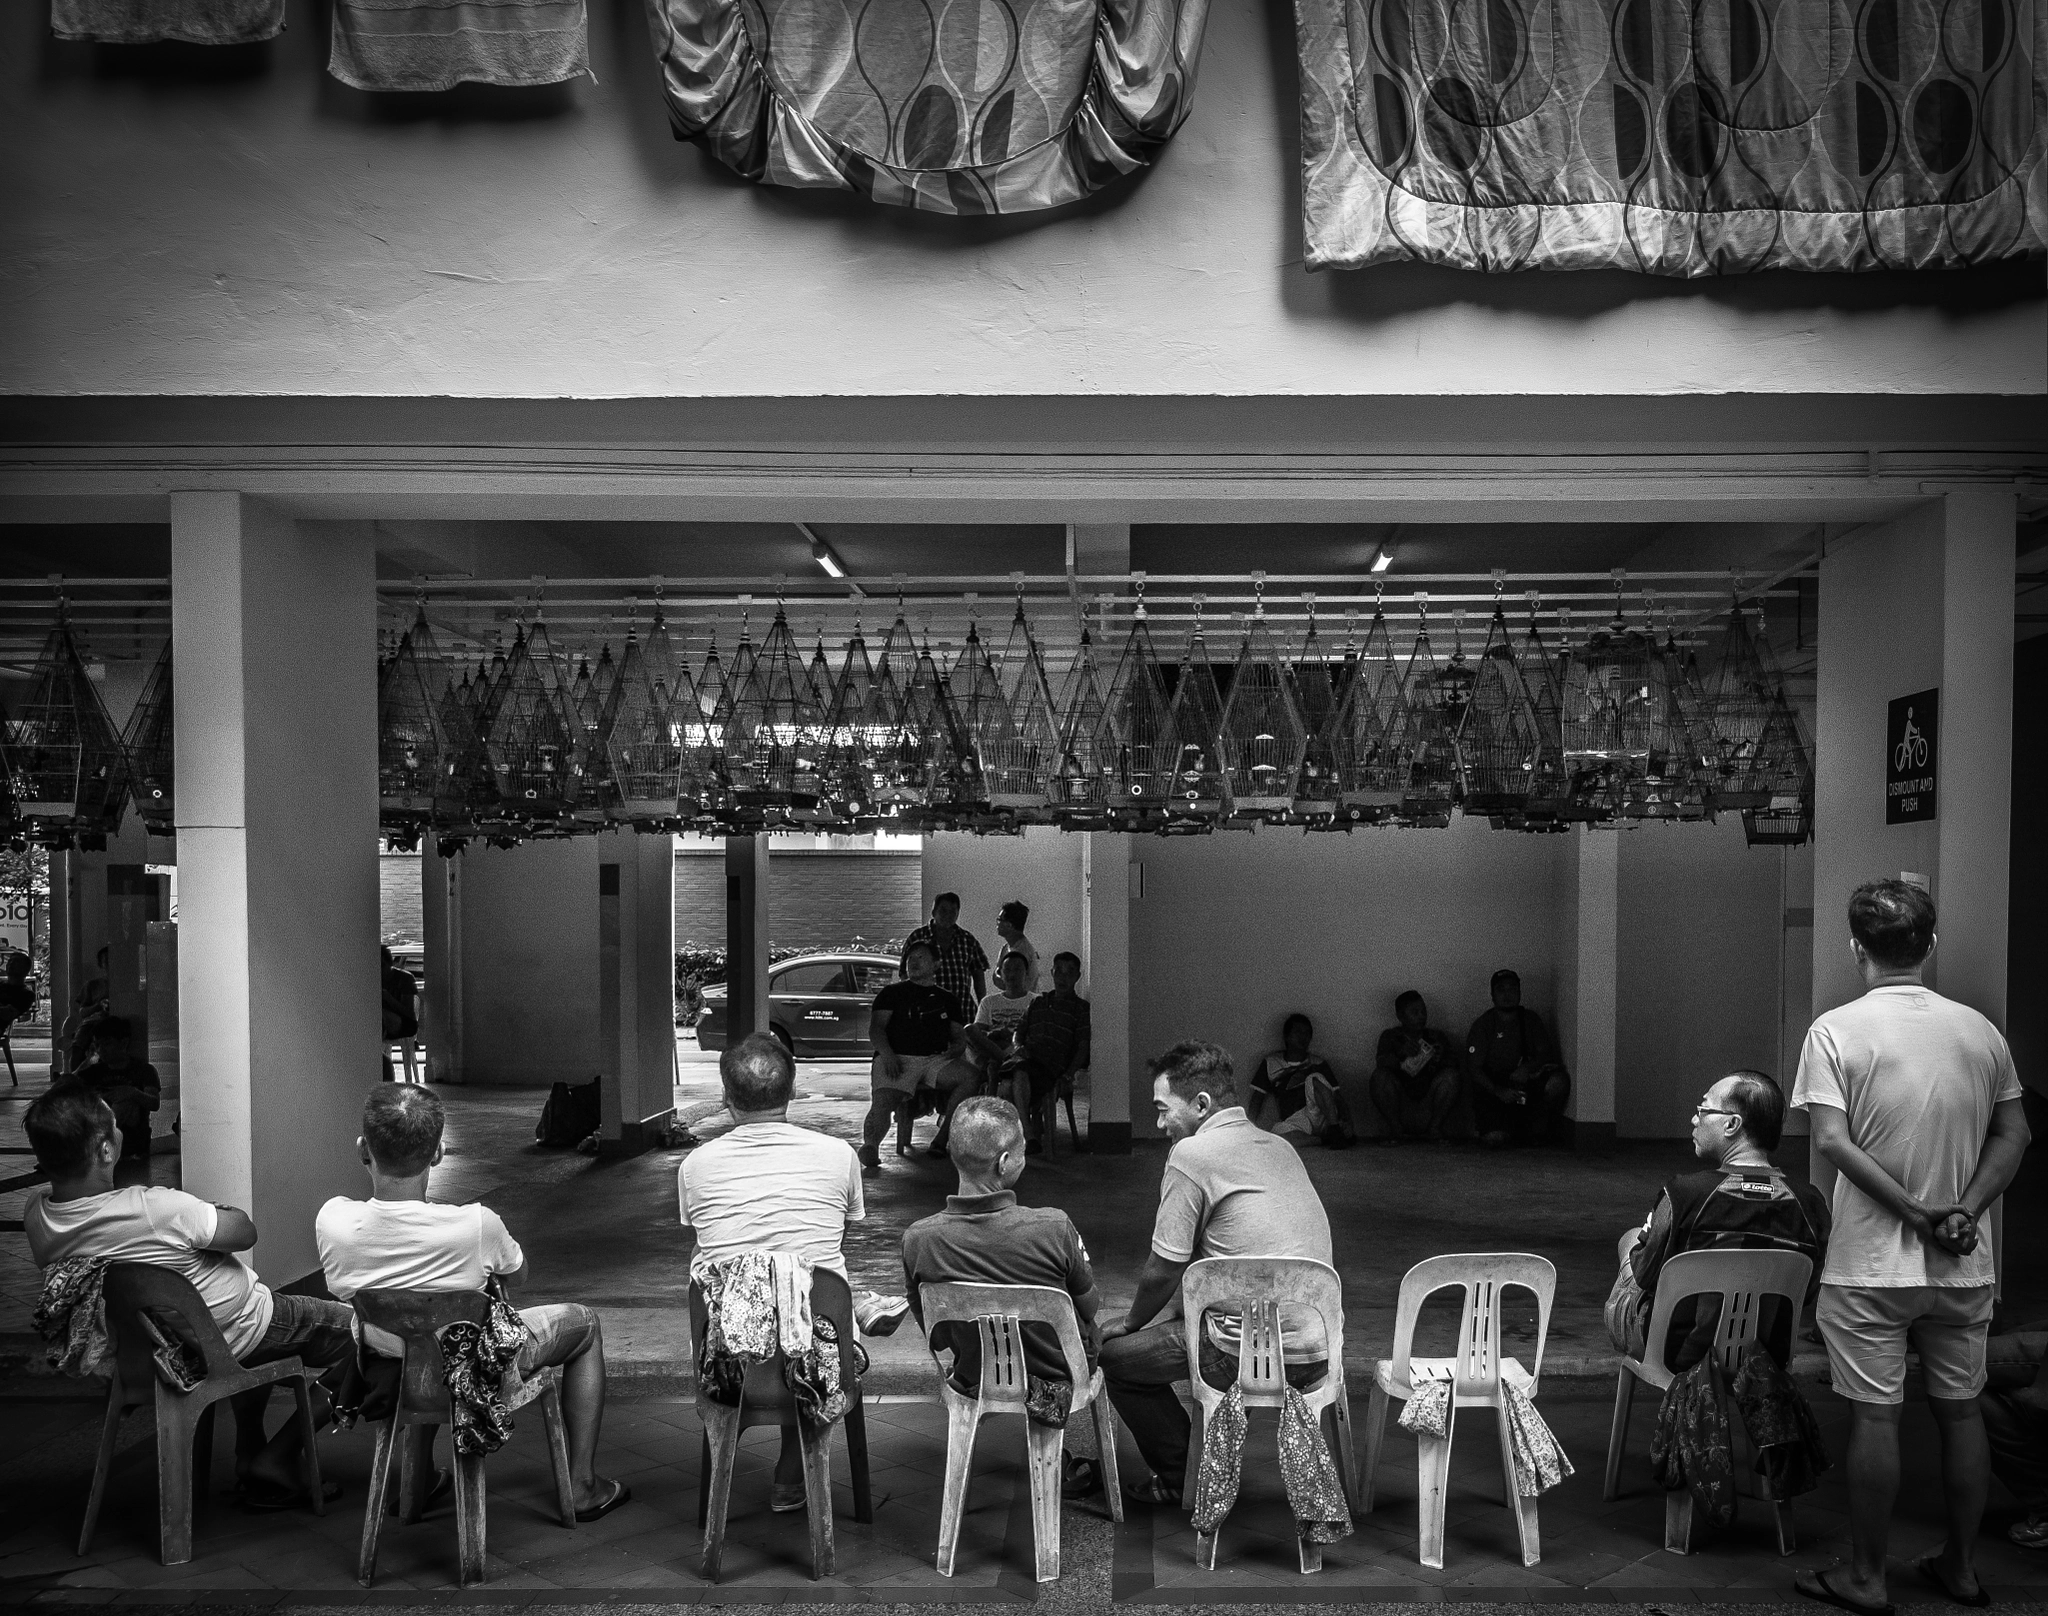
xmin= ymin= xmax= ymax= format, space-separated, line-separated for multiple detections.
xmin=3 ymin=1381 xmax=2046 ymax=1607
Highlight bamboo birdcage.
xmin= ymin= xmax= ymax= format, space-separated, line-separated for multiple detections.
xmin=1455 ymin=609 xmax=1548 ymax=816
xmin=1216 ymin=611 xmax=1307 ymax=817
xmin=1290 ymin=617 xmax=1346 ymax=818
xmin=1741 ymin=695 xmax=1814 ymax=845
xmin=864 ymin=615 xmax=925 ymax=811
xmin=725 ymin=608 xmax=828 ymax=813
xmin=1391 ymin=622 xmax=1459 ymax=825
xmin=1097 ymin=610 xmax=1175 ymax=821
xmin=123 ymin=639 xmax=175 ymax=837
xmin=482 ymin=626 xmax=578 ymax=827
xmin=377 ymin=612 xmax=450 ymax=845
xmin=1332 ymin=607 xmax=1405 ymax=823
xmin=948 ymin=619 xmax=1009 ymax=818
xmin=981 ymin=604 xmax=1060 ymax=813
xmin=0 ymin=619 xmax=131 ymax=851
xmin=1050 ymin=628 xmax=1111 ymax=813
xmin=1555 ymin=614 xmax=1700 ymax=822
xmin=1698 ymin=603 xmax=1807 ymax=810
xmin=900 ymin=629 xmax=975 ymax=813
xmin=817 ymin=627 xmax=879 ymax=819
xmin=1164 ymin=617 xmax=1228 ymax=817
xmin=605 ymin=630 xmax=680 ymax=828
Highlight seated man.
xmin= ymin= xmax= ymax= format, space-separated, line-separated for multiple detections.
xmin=967 ymin=951 xmax=1037 ymax=1102
xmin=901 ymin=1096 xmax=1103 ymax=1491
xmin=1368 ymin=991 xmax=1460 ymax=1144
xmin=1100 ymin=1041 xmax=1335 ymax=1504
xmin=680 ymin=1033 xmax=890 ymax=1511
xmin=1603 ymin=1069 xmax=1829 ymax=1371
xmin=26 ymin=1082 xmax=351 ymax=1508
xmin=863 ymin=939 xmax=974 ymax=1169
xmin=1248 ymin=1013 xmax=1350 ymax=1147
xmin=1004 ymin=951 xmax=1091 ymax=1155
xmin=72 ymin=1016 xmax=161 ymax=1161
xmin=317 ymin=1086 xmax=629 ymax=1520
xmin=1465 ymin=969 xmax=1571 ymax=1146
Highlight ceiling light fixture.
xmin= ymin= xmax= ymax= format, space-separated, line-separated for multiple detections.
xmin=1370 ymin=548 xmax=1393 ymax=574
xmin=812 ymin=540 xmax=846 ymax=579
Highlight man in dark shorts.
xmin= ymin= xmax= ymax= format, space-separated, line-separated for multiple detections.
xmin=1004 ymin=951 xmax=1090 ymax=1155
xmin=863 ymin=940 xmax=972 ymax=1172
xmin=1464 ymin=969 xmax=1570 ymax=1146
xmin=1368 ymin=990 xmax=1460 ymax=1144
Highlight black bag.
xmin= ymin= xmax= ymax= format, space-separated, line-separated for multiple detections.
xmin=535 ymin=1077 xmax=602 ymax=1147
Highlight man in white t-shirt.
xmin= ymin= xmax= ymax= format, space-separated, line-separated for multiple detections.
xmin=679 ymin=1032 xmax=875 ymax=1511
xmin=1790 ymin=880 xmax=2030 ymax=1613
xmin=316 ymin=1086 xmax=629 ymax=1521
xmin=25 ymin=1082 xmax=352 ymax=1509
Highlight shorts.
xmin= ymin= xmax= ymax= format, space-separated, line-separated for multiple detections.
xmin=872 ymin=1050 xmax=957 ymax=1096
xmin=242 ymin=1291 xmax=356 ymax=1385
xmin=1817 ymin=1282 xmax=1994 ymax=1405
xmin=514 ymin=1302 xmax=601 ymax=1378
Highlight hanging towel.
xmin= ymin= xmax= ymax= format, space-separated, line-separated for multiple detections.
xmin=697 ymin=1251 xmax=865 ymax=1429
xmin=34 ymin=1257 xmax=112 ymax=1378
xmin=50 ymin=0 xmax=283 ymax=45
xmin=438 ymin=1290 xmax=531 ymax=1458
xmin=1193 ymin=1383 xmax=1354 ymax=1545
xmin=1651 ymin=1356 xmax=1736 ymax=1527
xmin=328 ymin=0 xmax=590 ymax=93
xmin=1730 ymin=1342 xmax=1831 ymax=1499
xmin=1399 ymin=1377 xmax=1573 ymax=1498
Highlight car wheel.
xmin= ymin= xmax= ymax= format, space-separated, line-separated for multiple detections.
xmin=771 ymin=1024 xmax=794 ymax=1055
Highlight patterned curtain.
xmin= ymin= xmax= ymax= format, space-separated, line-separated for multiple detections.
xmin=1296 ymin=0 xmax=2047 ymax=273
xmin=644 ymin=0 xmax=1211 ymax=214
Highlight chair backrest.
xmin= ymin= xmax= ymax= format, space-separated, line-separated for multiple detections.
xmin=1386 ymin=1252 xmax=1556 ymax=1398
xmin=353 ymin=1288 xmax=494 ymax=1416
xmin=1638 ymin=1247 xmax=1813 ymax=1387
xmin=918 ymin=1281 xmax=1091 ymax=1408
xmin=685 ymin=1261 xmax=864 ymax=1406
xmin=102 ymin=1262 xmax=245 ymax=1392
xmin=1178 ymin=1256 xmax=1345 ymax=1410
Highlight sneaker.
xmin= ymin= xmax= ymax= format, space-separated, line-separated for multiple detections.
xmin=770 ymin=1483 xmax=807 ymax=1513
xmin=854 ymin=1293 xmax=911 ymax=1337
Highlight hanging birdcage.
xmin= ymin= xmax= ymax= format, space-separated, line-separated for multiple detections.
xmin=1095 ymin=608 xmax=1175 ymax=825
xmin=1163 ymin=615 xmax=1228 ymax=818
xmin=607 ymin=629 xmax=687 ymax=830
xmin=1557 ymin=608 xmax=1674 ymax=822
xmin=1049 ymin=628 xmax=1111 ymax=816
xmin=1455 ymin=608 xmax=1549 ymax=817
xmin=1741 ymin=704 xmax=1814 ymax=845
xmin=863 ymin=615 xmax=927 ymax=814
xmin=1332 ymin=607 xmax=1405 ymax=824
xmin=377 ymin=612 xmax=451 ymax=848
xmin=1696 ymin=603 xmax=1808 ymax=811
xmin=123 ymin=639 xmax=175 ymax=837
xmin=947 ymin=619 xmax=1009 ymax=824
xmin=435 ymin=670 xmax=496 ymax=844
xmin=724 ymin=608 xmax=828 ymax=818
xmin=1216 ymin=610 xmax=1307 ymax=818
xmin=0 ymin=618 xmax=131 ymax=851
xmin=899 ymin=630 xmax=976 ymax=818
xmin=482 ymin=626 xmax=578 ymax=829
xmin=979 ymin=604 xmax=1060 ymax=816
xmin=1290 ymin=616 xmax=1345 ymax=820
xmin=817 ymin=626 xmax=880 ymax=820
xmin=1391 ymin=619 xmax=1459 ymax=825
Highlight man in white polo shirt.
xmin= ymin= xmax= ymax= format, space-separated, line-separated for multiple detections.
xmin=1098 ymin=1040 xmax=1335 ymax=1505
xmin=1791 ymin=879 xmax=2029 ymax=1614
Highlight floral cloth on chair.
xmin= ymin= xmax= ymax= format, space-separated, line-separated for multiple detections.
xmin=1192 ymin=1382 xmax=1355 ymax=1545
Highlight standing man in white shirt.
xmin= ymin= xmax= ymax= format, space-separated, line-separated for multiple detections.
xmin=316 ymin=1086 xmax=630 ymax=1521
xmin=1791 ymin=879 xmax=2030 ymax=1614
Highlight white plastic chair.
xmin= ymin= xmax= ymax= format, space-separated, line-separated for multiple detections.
xmin=919 ymin=1282 xmax=1123 ymax=1583
xmin=1361 ymin=1252 xmax=1555 ymax=1569
xmin=1603 ymin=1246 xmax=1812 ymax=1554
xmin=1177 ymin=1256 xmax=1358 ymax=1573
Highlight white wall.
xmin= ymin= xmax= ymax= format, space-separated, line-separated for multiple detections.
xmin=4 ymin=0 xmax=2038 ymax=397
xmin=922 ymin=829 xmax=1085 ymax=991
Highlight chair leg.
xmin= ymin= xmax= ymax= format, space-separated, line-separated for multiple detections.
xmin=192 ymin=1403 xmax=216 ymax=1503
xmin=698 ymin=1401 xmax=743 ymax=1584
xmin=1024 ymin=1414 xmax=1064 ymax=1583
xmin=154 ymin=1390 xmax=198 ymax=1566
xmin=291 ymin=1377 xmax=324 ymax=1518
xmin=847 ymin=1397 xmax=873 ymax=1525
xmin=539 ymin=1383 xmax=576 ymax=1529
xmin=1416 ymin=1420 xmax=1454 ymax=1572
xmin=1664 ymin=1488 xmax=1696 ymax=1554
xmin=1494 ymin=1404 xmax=1541 ymax=1567
xmin=358 ymin=1419 xmax=398 ymax=1588
xmin=1180 ymin=1402 xmax=1204 ymax=1512
xmin=1604 ymin=1371 xmax=1634 ymax=1501
xmin=1297 ymin=1530 xmax=1324 ymax=1575
xmin=77 ymin=1386 xmax=125 ymax=1556
xmin=452 ymin=1450 xmax=488 ymax=1587
xmin=2 ymin=1035 xmax=16 ymax=1084
xmin=1328 ymin=1390 xmax=1361 ymax=1515
xmin=399 ymin=1425 xmax=433 ymax=1523
xmin=1093 ymin=1396 xmax=1124 ymax=1523
xmin=935 ymin=1395 xmax=980 ymax=1577
xmin=1772 ymin=1498 xmax=1797 ymax=1556
xmin=797 ymin=1417 xmax=836 ymax=1581
xmin=1359 ymin=1385 xmax=1390 ymax=1515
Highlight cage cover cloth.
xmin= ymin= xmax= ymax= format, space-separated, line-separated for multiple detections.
xmin=329 ymin=0 xmax=590 ymax=91
xmin=50 ymin=0 xmax=282 ymax=43
xmin=643 ymin=0 xmax=1212 ymax=213
xmin=1295 ymin=0 xmax=2048 ymax=273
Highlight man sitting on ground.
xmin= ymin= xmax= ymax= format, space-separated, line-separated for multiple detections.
xmin=1100 ymin=1041 xmax=1335 ymax=1505
xmin=1604 ymin=1068 xmax=1829 ymax=1370
xmin=317 ymin=1086 xmax=629 ymax=1521
xmin=864 ymin=940 xmax=974 ymax=1168
xmin=26 ymin=1082 xmax=351 ymax=1509
xmin=967 ymin=951 xmax=1037 ymax=1105
xmin=1005 ymin=951 xmax=1091 ymax=1154
xmin=1248 ymin=1013 xmax=1350 ymax=1147
xmin=71 ymin=1016 xmax=161 ymax=1161
xmin=680 ymin=1033 xmax=903 ymax=1511
xmin=1465 ymin=968 xmax=1571 ymax=1146
xmin=902 ymin=1096 xmax=1104 ymax=1492
xmin=1368 ymin=991 xmax=1460 ymax=1144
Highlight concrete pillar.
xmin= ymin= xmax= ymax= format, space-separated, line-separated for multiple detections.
xmin=422 ymin=842 xmax=465 ymax=1083
xmin=1081 ymin=832 xmax=1133 ymax=1152
xmin=725 ymin=835 xmax=771 ymax=1039
xmin=1554 ymin=824 xmax=1619 ymax=1147
xmin=172 ymin=496 xmax=378 ymax=1286
xmin=599 ymin=830 xmax=676 ymax=1150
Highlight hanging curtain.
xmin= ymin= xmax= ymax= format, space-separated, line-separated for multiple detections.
xmin=1295 ymin=0 xmax=2047 ymax=273
xmin=643 ymin=0 xmax=1212 ymax=214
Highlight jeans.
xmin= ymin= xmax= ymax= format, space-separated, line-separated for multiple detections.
xmin=1099 ymin=1317 xmax=1328 ymax=1482
xmin=243 ymin=1292 xmax=355 ymax=1387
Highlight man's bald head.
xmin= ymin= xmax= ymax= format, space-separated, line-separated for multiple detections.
xmin=950 ymin=1097 xmax=1025 ymax=1183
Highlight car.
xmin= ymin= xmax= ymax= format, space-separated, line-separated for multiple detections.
xmin=693 ymin=951 xmax=902 ymax=1057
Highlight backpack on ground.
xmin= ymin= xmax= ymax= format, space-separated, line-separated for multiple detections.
xmin=536 ymin=1076 xmax=602 ymax=1147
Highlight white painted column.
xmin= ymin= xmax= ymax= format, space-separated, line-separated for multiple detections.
xmin=1081 ymin=832 xmax=1133 ymax=1152
xmin=422 ymin=842 xmax=465 ymax=1083
xmin=598 ymin=830 xmax=676 ymax=1149
xmin=1554 ymin=824 xmax=1619 ymax=1146
xmin=172 ymin=496 xmax=378 ymax=1286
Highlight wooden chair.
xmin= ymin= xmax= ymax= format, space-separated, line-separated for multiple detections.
xmin=351 ymin=1288 xmax=576 ymax=1588
xmin=689 ymin=1267 xmax=873 ymax=1583
xmin=918 ymin=1281 xmax=1123 ymax=1582
xmin=1176 ymin=1256 xmax=1358 ymax=1573
xmin=1602 ymin=1246 xmax=1813 ymax=1554
xmin=1361 ymin=1252 xmax=1555 ymax=1570
xmin=79 ymin=1263 xmax=325 ymax=1565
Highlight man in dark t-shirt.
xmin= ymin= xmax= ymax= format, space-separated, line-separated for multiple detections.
xmin=1369 ymin=990 xmax=1459 ymax=1143
xmin=862 ymin=940 xmax=970 ymax=1173
xmin=1006 ymin=952 xmax=1091 ymax=1155
xmin=71 ymin=1017 xmax=160 ymax=1161
xmin=1465 ymin=969 xmax=1571 ymax=1146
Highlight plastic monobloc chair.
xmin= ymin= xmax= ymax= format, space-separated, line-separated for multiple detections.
xmin=1603 ymin=1246 xmax=1813 ymax=1554
xmin=689 ymin=1267 xmax=873 ymax=1583
xmin=1361 ymin=1252 xmax=1556 ymax=1570
xmin=919 ymin=1281 xmax=1123 ymax=1582
xmin=79 ymin=1263 xmax=325 ymax=1565
xmin=351 ymin=1288 xmax=576 ymax=1588
xmin=1177 ymin=1256 xmax=1359 ymax=1573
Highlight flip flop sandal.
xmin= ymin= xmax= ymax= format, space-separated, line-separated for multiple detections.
xmin=1061 ymin=1456 xmax=1103 ymax=1498
xmin=1794 ymin=1567 xmax=1896 ymax=1616
xmin=242 ymin=1478 xmax=344 ymax=1513
xmin=574 ymin=1479 xmax=632 ymax=1523
xmin=1122 ymin=1474 xmax=1182 ymax=1507
xmin=1913 ymin=1554 xmax=1992 ymax=1607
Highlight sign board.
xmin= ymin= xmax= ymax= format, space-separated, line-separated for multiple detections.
xmin=1886 ymin=689 xmax=1938 ymax=825
xmin=0 ymin=890 xmax=42 ymax=960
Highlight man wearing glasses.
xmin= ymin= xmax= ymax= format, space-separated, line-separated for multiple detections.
xmin=1603 ymin=1068 xmax=1829 ymax=1372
